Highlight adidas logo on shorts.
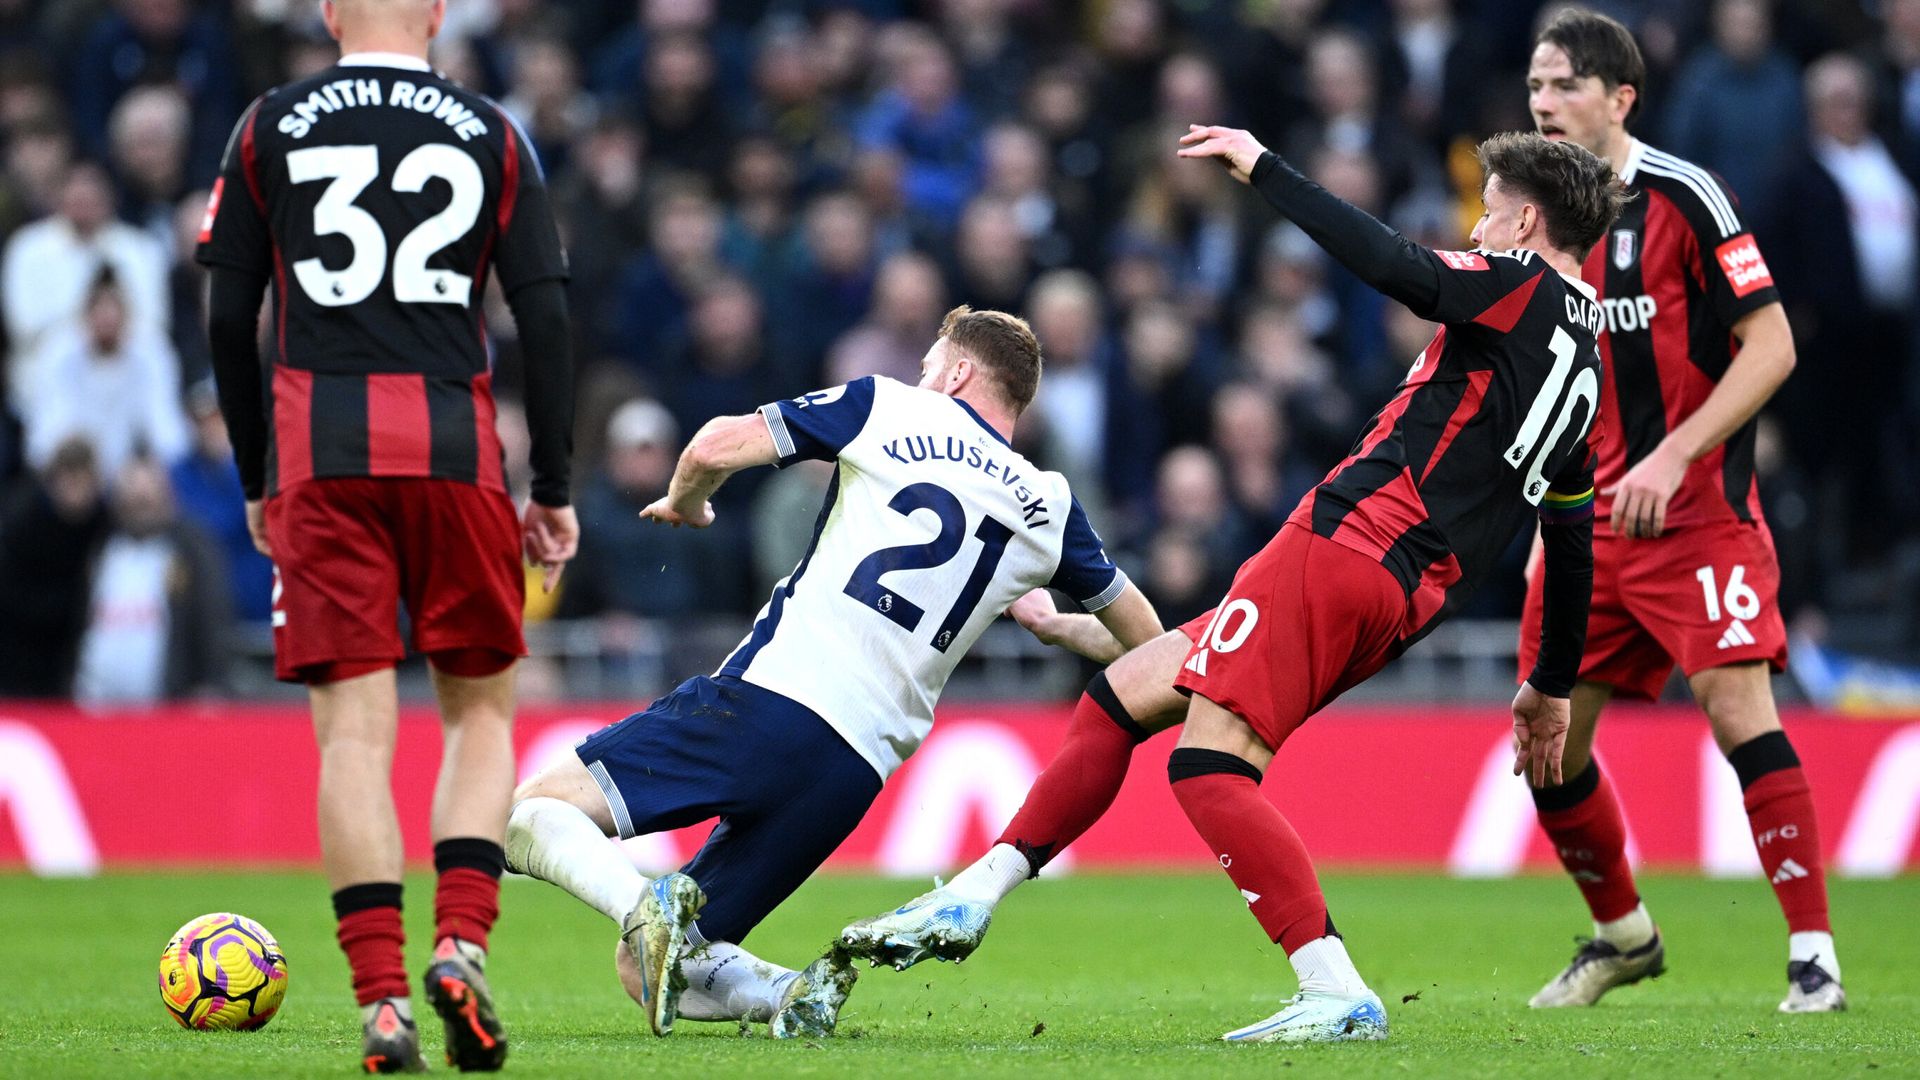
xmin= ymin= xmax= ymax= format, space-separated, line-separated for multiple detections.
xmin=1716 ymin=619 xmax=1757 ymax=650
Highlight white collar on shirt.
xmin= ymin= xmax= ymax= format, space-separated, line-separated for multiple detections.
xmin=338 ymin=52 xmax=432 ymax=71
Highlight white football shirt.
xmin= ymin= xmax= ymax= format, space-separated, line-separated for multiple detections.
xmin=717 ymin=376 xmax=1126 ymax=778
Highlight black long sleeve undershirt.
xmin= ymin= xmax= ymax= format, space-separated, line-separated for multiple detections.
xmin=1529 ymin=519 xmax=1594 ymax=698
xmin=206 ymin=265 xmax=271 ymax=501
xmin=1250 ymin=150 xmax=1446 ymax=317
xmin=506 ymin=278 xmax=575 ymax=507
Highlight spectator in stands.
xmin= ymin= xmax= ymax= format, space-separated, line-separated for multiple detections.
xmin=1765 ymin=53 xmax=1919 ymax=560
xmin=856 ymin=28 xmax=980 ymax=229
xmin=72 ymin=453 xmax=229 ymax=705
xmin=169 ymin=189 xmax=212 ymax=386
xmin=1664 ymin=0 xmax=1802 ymax=223
xmin=1111 ymin=297 xmax=1221 ymax=507
xmin=1236 ymin=301 xmax=1354 ymax=474
xmin=1381 ymin=0 xmax=1489 ymax=154
xmin=659 ymin=274 xmax=782 ymax=451
xmin=503 ymin=34 xmax=596 ymax=172
xmin=718 ymin=134 xmax=801 ymax=294
xmin=1092 ymin=0 xmax=1168 ymax=133
xmin=0 ymin=114 xmax=69 ymax=239
xmin=743 ymin=17 xmax=841 ymax=183
xmin=947 ymin=194 xmax=1032 ymax=314
xmin=3 ymin=161 xmax=168 ymax=366
xmin=558 ymin=396 xmax=752 ymax=624
xmin=1024 ymin=270 xmax=1115 ymax=493
xmin=0 ymin=438 xmax=108 ymax=697
xmin=1142 ymin=445 xmax=1251 ymax=614
xmin=1289 ymin=28 xmax=1427 ymax=207
xmin=604 ymin=178 xmax=729 ymax=366
xmin=67 ymin=0 xmax=238 ymax=185
xmin=1121 ymin=148 xmax=1242 ymax=325
xmin=981 ymin=120 xmax=1084 ymax=271
xmin=641 ymin=29 xmax=733 ymax=180
xmin=108 ymin=84 xmax=191 ymax=252
xmin=827 ymin=249 xmax=948 ymax=386
xmin=553 ymin=112 xmax=649 ymax=350
xmin=939 ymin=0 xmax=1030 ymax=122
xmin=22 ymin=267 xmax=188 ymax=477
xmin=775 ymin=190 xmax=877 ymax=382
xmin=1211 ymin=380 xmax=1315 ymax=538
xmin=169 ymin=380 xmax=271 ymax=625
xmin=1022 ymin=57 xmax=1116 ymax=243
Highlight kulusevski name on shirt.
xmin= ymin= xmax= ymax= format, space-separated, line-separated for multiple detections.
xmin=880 ymin=434 xmax=1051 ymax=529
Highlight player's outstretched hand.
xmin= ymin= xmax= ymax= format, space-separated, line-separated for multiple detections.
xmin=1511 ymin=681 xmax=1570 ymax=788
xmin=1175 ymin=125 xmax=1268 ymax=185
xmin=523 ymin=501 xmax=580 ymax=593
xmin=640 ymin=497 xmax=715 ymax=529
xmin=1604 ymin=441 xmax=1687 ymax=539
xmin=244 ymin=499 xmax=271 ymax=558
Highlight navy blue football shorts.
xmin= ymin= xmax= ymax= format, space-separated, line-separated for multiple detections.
xmin=574 ymin=674 xmax=882 ymax=943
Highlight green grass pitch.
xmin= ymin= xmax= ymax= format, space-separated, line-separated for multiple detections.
xmin=2 ymin=870 xmax=1914 ymax=1077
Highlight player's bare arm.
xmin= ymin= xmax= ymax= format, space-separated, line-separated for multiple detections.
xmin=1607 ymin=302 xmax=1796 ymax=539
xmin=1008 ymin=582 xmax=1162 ymax=663
xmin=642 ymin=412 xmax=780 ymax=528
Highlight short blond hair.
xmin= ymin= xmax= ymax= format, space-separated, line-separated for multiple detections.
xmin=939 ymin=305 xmax=1042 ymax=412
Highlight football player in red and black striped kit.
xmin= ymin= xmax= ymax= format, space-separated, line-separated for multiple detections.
xmin=841 ymin=128 xmax=1627 ymax=1044
xmin=1519 ymin=9 xmax=1841 ymax=1013
xmin=197 ymin=0 xmax=577 ymax=1070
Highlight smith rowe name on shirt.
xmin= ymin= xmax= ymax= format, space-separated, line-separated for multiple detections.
xmin=881 ymin=434 xmax=1052 ymax=529
xmin=275 ymin=76 xmax=490 ymax=141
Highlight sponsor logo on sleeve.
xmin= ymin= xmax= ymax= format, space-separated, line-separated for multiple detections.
xmin=1437 ymin=250 xmax=1490 ymax=271
xmin=1715 ymin=234 xmax=1774 ymax=297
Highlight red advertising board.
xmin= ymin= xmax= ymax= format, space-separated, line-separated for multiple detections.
xmin=2 ymin=703 xmax=1916 ymax=877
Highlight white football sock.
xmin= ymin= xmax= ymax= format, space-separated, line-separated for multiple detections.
xmin=1288 ymin=935 xmax=1370 ymax=998
xmin=505 ymin=797 xmax=647 ymax=924
xmin=676 ymin=941 xmax=800 ymax=1022
xmin=1789 ymin=931 xmax=1839 ymax=980
xmin=944 ymin=843 xmax=1031 ymax=905
xmin=1593 ymin=902 xmax=1656 ymax=950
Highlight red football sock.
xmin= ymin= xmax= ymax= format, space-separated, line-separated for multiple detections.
xmin=995 ymin=674 xmax=1150 ymax=872
xmin=334 ymin=884 xmax=408 ymax=1007
xmin=1170 ymin=749 xmax=1329 ymax=953
xmin=1743 ymin=767 xmax=1830 ymax=934
xmin=433 ymin=838 xmax=506 ymax=952
xmin=1532 ymin=762 xmax=1640 ymax=923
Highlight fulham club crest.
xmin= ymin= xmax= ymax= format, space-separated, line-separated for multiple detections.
xmin=1612 ymin=228 xmax=1637 ymax=271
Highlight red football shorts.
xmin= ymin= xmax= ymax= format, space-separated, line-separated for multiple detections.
xmin=1518 ymin=519 xmax=1788 ymax=701
xmin=1173 ymin=524 xmax=1409 ymax=751
xmin=264 ymin=477 xmax=525 ymax=685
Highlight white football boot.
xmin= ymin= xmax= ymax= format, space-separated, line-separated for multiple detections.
xmin=1779 ymin=959 xmax=1846 ymax=1013
xmin=620 ymin=872 xmax=706 ymax=1036
xmin=839 ymin=885 xmax=991 ymax=970
xmin=770 ymin=951 xmax=861 ymax=1038
xmin=1221 ymin=990 xmax=1389 ymax=1043
xmin=1529 ymin=933 xmax=1666 ymax=1007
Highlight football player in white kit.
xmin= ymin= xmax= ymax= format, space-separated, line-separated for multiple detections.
xmin=506 ymin=306 xmax=1163 ymax=1039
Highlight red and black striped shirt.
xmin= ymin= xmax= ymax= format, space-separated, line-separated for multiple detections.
xmin=196 ymin=55 xmax=568 ymax=499
xmin=1585 ymin=139 xmax=1780 ymax=530
xmin=1287 ymin=247 xmax=1602 ymax=650
xmin=1248 ymin=151 xmax=1601 ymax=682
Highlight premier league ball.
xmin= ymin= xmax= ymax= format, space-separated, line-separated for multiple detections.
xmin=157 ymin=913 xmax=290 ymax=1031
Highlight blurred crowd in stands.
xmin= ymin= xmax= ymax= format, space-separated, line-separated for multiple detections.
xmin=2 ymin=0 xmax=1919 ymax=702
